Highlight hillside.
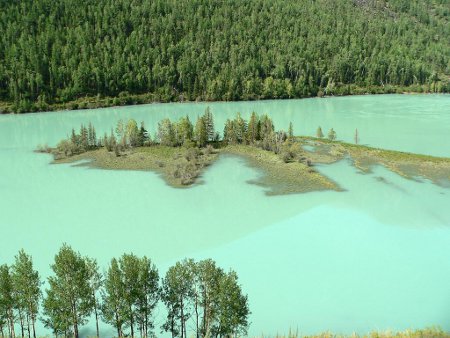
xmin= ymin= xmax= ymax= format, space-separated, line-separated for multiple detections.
xmin=0 ymin=0 xmax=449 ymax=113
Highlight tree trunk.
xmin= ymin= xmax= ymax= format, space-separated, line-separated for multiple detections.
xmin=180 ymin=297 xmax=184 ymax=338
xmin=94 ymin=300 xmax=99 ymax=338
xmin=20 ymin=312 xmax=24 ymax=338
xmin=195 ymin=294 xmax=199 ymax=338
xmin=32 ymin=315 xmax=37 ymax=338
xmin=130 ymin=305 xmax=135 ymax=338
xmin=115 ymin=309 xmax=121 ymax=338
xmin=73 ymin=302 xmax=79 ymax=338
xmin=26 ymin=313 xmax=31 ymax=338
xmin=9 ymin=309 xmax=15 ymax=338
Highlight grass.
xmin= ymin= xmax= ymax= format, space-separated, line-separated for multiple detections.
xmin=224 ymin=144 xmax=341 ymax=195
xmin=258 ymin=327 xmax=450 ymax=338
xmin=298 ymin=137 xmax=450 ymax=186
xmin=53 ymin=145 xmax=219 ymax=188
xmin=47 ymin=136 xmax=450 ymax=195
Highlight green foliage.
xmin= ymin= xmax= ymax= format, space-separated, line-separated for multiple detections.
xmin=224 ymin=113 xmax=248 ymax=145
xmin=1 ymin=0 xmax=449 ymax=112
xmin=194 ymin=117 xmax=208 ymax=148
xmin=11 ymin=249 xmax=42 ymax=338
xmin=158 ymin=118 xmax=176 ymax=147
xmin=316 ymin=127 xmax=324 ymax=138
xmin=0 ymin=264 xmax=15 ymax=338
xmin=102 ymin=254 xmax=159 ymax=338
xmin=328 ymin=128 xmax=337 ymax=141
xmin=42 ymin=244 xmax=93 ymax=338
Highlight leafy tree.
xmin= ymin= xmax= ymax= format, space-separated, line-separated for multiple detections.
xmin=158 ymin=119 xmax=176 ymax=147
xmin=42 ymin=244 xmax=93 ymax=338
xmin=86 ymin=258 xmax=102 ymax=338
xmin=328 ymin=128 xmax=337 ymax=141
xmin=161 ymin=260 xmax=195 ymax=338
xmin=11 ymin=250 xmax=42 ymax=338
xmin=101 ymin=258 xmax=127 ymax=338
xmin=215 ymin=270 xmax=250 ymax=337
xmin=135 ymin=257 xmax=159 ymax=338
xmin=197 ymin=259 xmax=224 ymax=337
xmin=0 ymin=264 xmax=15 ymax=338
xmin=176 ymin=116 xmax=194 ymax=146
xmin=126 ymin=119 xmax=140 ymax=147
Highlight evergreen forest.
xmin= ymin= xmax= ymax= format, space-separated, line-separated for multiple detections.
xmin=0 ymin=0 xmax=449 ymax=113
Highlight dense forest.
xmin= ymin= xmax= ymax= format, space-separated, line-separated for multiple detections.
xmin=0 ymin=246 xmax=249 ymax=338
xmin=0 ymin=0 xmax=449 ymax=113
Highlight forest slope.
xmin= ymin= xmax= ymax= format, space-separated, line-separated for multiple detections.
xmin=0 ymin=0 xmax=449 ymax=112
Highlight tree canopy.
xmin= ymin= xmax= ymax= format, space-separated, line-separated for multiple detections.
xmin=0 ymin=0 xmax=449 ymax=113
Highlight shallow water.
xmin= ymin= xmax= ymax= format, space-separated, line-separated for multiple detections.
xmin=0 ymin=94 xmax=449 ymax=336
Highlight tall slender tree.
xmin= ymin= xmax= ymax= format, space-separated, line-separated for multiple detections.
xmin=42 ymin=244 xmax=93 ymax=338
xmin=86 ymin=258 xmax=103 ymax=338
xmin=11 ymin=250 xmax=41 ymax=338
xmin=0 ymin=264 xmax=15 ymax=338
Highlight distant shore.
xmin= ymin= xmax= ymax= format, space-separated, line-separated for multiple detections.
xmin=2 ymin=84 xmax=448 ymax=114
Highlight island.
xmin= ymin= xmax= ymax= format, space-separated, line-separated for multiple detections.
xmin=37 ymin=110 xmax=450 ymax=195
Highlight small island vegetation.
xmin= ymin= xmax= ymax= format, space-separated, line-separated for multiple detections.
xmin=38 ymin=109 xmax=450 ymax=195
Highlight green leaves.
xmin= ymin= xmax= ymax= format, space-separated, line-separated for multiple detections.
xmin=43 ymin=244 xmax=93 ymax=337
xmin=3 ymin=247 xmax=249 ymax=338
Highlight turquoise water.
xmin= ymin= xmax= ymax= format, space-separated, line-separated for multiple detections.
xmin=0 ymin=94 xmax=449 ymax=336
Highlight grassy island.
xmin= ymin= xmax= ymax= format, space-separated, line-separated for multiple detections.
xmin=38 ymin=110 xmax=450 ymax=195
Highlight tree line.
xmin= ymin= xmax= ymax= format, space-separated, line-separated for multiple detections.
xmin=0 ymin=0 xmax=449 ymax=113
xmin=49 ymin=107 xmax=347 ymax=168
xmin=0 ymin=246 xmax=249 ymax=338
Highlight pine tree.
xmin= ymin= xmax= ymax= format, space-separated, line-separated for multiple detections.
xmin=316 ymin=126 xmax=324 ymax=138
xmin=246 ymin=112 xmax=260 ymax=144
xmin=288 ymin=122 xmax=294 ymax=139
xmin=194 ymin=116 xmax=207 ymax=147
xmin=203 ymin=107 xmax=215 ymax=142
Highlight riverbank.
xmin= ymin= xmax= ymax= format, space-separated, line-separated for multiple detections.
xmin=1 ymin=84 xmax=448 ymax=114
xmin=268 ymin=327 xmax=450 ymax=338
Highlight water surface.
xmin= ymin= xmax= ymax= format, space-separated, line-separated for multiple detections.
xmin=0 ymin=94 xmax=449 ymax=336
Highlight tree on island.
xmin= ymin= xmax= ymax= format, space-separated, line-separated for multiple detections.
xmin=246 ymin=112 xmax=260 ymax=143
xmin=288 ymin=122 xmax=294 ymax=140
xmin=354 ymin=128 xmax=359 ymax=144
xmin=328 ymin=128 xmax=337 ymax=141
xmin=316 ymin=126 xmax=324 ymax=138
